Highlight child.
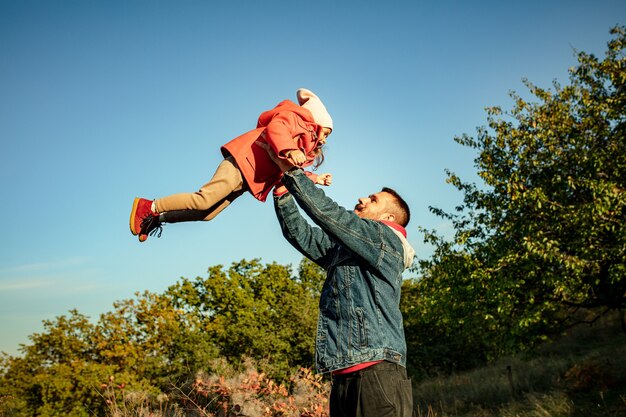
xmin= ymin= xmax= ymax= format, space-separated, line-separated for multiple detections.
xmin=130 ymin=88 xmax=334 ymax=242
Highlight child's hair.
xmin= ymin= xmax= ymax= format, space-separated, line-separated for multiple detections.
xmin=312 ymin=146 xmax=325 ymax=169
xmin=310 ymin=126 xmax=329 ymax=169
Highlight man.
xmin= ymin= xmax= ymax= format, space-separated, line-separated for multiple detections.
xmin=272 ymin=161 xmax=415 ymax=417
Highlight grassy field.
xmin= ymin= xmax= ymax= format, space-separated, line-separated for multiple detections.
xmin=412 ymin=314 xmax=626 ymax=417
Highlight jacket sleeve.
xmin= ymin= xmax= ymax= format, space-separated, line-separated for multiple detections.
xmin=274 ymin=192 xmax=335 ymax=269
xmin=281 ymin=168 xmax=404 ymax=272
xmin=264 ymin=111 xmax=302 ymax=158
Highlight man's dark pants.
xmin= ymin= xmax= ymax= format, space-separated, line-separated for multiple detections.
xmin=330 ymin=361 xmax=413 ymax=417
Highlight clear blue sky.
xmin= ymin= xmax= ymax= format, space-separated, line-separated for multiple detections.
xmin=0 ymin=0 xmax=622 ymax=355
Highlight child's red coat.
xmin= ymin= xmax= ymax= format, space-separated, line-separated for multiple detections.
xmin=221 ymin=100 xmax=322 ymax=202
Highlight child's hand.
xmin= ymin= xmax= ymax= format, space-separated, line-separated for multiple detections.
xmin=287 ymin=150 xmax=307 ymax=165
xmin=315 ymin=173 xmax=333 ymax=186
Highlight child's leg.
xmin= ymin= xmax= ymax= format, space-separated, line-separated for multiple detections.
xmin=161 ymin=188 xmax=245 ymax=223
xmin=200 ymin=188 xmax=245 ymax=221
xmin=154 ymin=157 xmax=244 ymax=216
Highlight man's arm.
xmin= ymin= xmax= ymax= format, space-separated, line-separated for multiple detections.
xmin=274 ymin=192 xmax=335 ymax=269
xmin=281 ymin=168 xmax=403 ymax=271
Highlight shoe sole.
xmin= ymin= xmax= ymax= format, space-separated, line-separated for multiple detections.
xmin=129 ymin=197 xmax=141 ymax=235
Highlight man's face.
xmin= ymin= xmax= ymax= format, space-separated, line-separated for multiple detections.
xmin=354 ymin=191 xmax=392 ymax=221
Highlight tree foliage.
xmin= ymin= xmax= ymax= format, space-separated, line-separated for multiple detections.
xmin=0 ymin=258 xmax=325 ymax=416
xmin=409 ymin=26 xmax=626 ymax=372
xmin=165 ymin=258 xmax=323 ymax=378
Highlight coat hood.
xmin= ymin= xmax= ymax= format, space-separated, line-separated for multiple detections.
xmin=381 ymin=221 xmax=416 ymax=270
xmin=256 ymin=99 xmax=316 ymax=128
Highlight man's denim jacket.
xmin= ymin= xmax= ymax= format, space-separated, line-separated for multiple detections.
xmin=274 ymin=169 xmax=416 ymax=373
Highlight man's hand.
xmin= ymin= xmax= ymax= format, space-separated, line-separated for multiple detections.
xmin=315 ymin=173 xmax=333 ymax=186
xmin=256 ymin=141 xmax=297 ymax=173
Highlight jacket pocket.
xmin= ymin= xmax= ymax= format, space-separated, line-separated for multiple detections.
xmin=356 ymin=308 xmax=368 ymax=348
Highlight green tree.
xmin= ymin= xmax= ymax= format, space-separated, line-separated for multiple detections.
xmin=0 ymin=295 xmax=215 ymax=416
xmin=401 ymin=255 xmax=499 ymax=376
xmin=92 ymin=290 xmax=220 ymax=385
xmin=0 ymin=310 xmax=117 ymax=417
xmin=165 ymin=258 xmax=324 ymax=379
xmin=0 ymin=258 xmax=325 ymax=415
xmin=413 ymin=26 xmax=626 ymax=369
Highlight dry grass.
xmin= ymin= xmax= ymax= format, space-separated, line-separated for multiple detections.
xmin=412 ymin=318 xmax=626 ymax=417
xmin=101 ymin=358 xmax=330 ymax=417
xmin=99 ymin=318 xmax=626 ymax=417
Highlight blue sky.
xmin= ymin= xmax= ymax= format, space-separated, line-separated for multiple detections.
xmin=0 ymin=0 xmax=623 ymax=355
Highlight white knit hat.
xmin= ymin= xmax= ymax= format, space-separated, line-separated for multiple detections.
xmin=297 ymin=88 xmax=333 ymax=131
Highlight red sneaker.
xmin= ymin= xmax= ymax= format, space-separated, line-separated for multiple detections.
xmin=130 ymin=198 xmax=157 ymax=236
xmin=138 ymin=214 xmax=163 ymax=242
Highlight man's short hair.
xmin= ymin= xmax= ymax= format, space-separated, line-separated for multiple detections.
xmin=382 ymin=187 xmax=411 ymax=227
